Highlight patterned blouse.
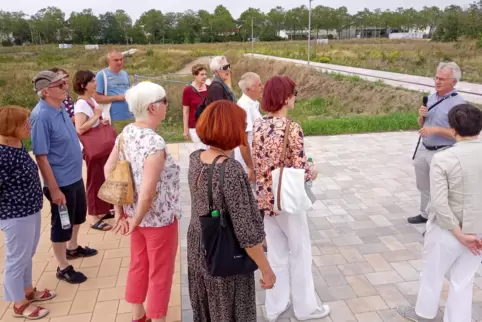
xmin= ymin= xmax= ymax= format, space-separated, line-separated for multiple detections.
xmin=115 ymin=124 xmax=181 ymax=227
xmin=63 ymin=93 xmax=74 ymax=118
xmin=252 ymin=116 xmax=313 ymax=216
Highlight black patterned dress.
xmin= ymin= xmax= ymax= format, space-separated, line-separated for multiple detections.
xmin=187 ymin=151 xmax=265 ymax=322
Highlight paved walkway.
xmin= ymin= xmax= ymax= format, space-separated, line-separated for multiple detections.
xmin=0 ymin=147 xmax=182 ymax=322
xmin=247 ymin=54 xmax=482 ymax=105
xmin=3 ymin=132 xmax=482 ymax=321
xmin=179 ymin=132 xmax=482 ymax=322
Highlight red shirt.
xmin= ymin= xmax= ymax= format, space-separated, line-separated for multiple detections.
xmin=182 ymin=85 xmax=209 ymax=129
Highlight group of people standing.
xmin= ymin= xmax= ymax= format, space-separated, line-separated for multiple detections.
xmin=1 ymin=50 xmax=482 ymax=322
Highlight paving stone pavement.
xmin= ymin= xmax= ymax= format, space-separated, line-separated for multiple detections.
xmin=179 ymin=131 xmax=482 ymax=322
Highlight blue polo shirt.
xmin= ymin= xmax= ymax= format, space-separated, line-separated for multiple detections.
xmin=30 ymin=99 xmax=83 ymax=188
xmin=423 ymin=89 xmax=465 ymax=147
xmin=96 ymin=68 xmax=133 ymax=121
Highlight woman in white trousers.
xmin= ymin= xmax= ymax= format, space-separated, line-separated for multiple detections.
xmin=252 ymin=76 xmax=330 ymax=322
xmin=398 ymin=103 xmax=482 ymax=322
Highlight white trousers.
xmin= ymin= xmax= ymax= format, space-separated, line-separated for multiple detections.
xmin=189 ymin=128 xmax=207 ymax=150
xmin=264 ymin=212 xmax=318 ymax=318
xmin=415 ymin=222 xmax=481 ymax=322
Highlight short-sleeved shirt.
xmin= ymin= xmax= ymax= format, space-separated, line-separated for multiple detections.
xmin=116 ymin=124 xmax=181 ymax=228
xmin=234 ymin=94 xmax=262 ymax=168
xmin=96 ymin=68 xmax=133 ymax=122
xmin=182 ymin=85 xmax=209 ymax=129
xmin=423 ymin=89 xmax=465 ymax=147
xmin=0 ymin=145 xmax=43 ymax=220
xmin=74 ymin=98 xmax=100 ymax=128
xmin=30 ymin=99 xmax=83 ymax=188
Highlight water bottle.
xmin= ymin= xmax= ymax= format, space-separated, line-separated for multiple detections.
xmin=305 ymin=157 xmax=317 ymax=204
xmin=58 ymin=205 xmax=71 ymax=230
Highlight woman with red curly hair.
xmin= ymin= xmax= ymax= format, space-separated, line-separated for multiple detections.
xmin=252 ymin=76 xmax=330 ymax=322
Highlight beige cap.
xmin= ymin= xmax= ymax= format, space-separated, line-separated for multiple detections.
xmin=32 ymin=71 xmax=67 ymax=91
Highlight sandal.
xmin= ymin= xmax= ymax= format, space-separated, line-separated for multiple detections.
xmin=13 ymin=302 xmax=49 ymax=320
xmin=91 ymin=220 xmax=112 ymax=231
xmin=66 ymin=246 xmax=98 ymax=260
xmin=133 ymin=314 xmax=151 ymax=322
xmin=101 ymin=210 xmax=115 ymax=220
xmin=25 ymin=288 xmax=56 ymax=302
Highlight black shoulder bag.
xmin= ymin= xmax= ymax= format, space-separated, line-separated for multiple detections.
xmin=199 ymin=155 xmax=258 ymax=277
xmin=411 ymin=92 xmax=458 ymax=160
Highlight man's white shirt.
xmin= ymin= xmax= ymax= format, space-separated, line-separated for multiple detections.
xmin=234 ymin=94 xmax=262 ymax=169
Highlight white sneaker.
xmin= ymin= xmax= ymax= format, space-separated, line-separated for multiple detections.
xmin=296 ymin=305 xmax=331 ymax=321
xmin=266 ymin=302 xmax=291 ymax=322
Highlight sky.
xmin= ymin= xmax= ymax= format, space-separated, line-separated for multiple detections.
xmin=3 ymin=0 xmax=469 ymax=21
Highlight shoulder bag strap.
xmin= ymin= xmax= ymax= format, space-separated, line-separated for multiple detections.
xmin=102 ymin=70 xmax=108 ymax=95
xmin=219 ymin=158 xmax=229 ymax=227
xmin=411 ymin=92 xmax=459 ymax=160
xmin=190 ymin=85 xmax=206 ymax=103
xmin=276 ymin=120 xmax=292 ymax=212
xmin=207 ymin=155 xmax=226 ymax=212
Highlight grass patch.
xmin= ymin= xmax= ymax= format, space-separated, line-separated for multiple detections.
xmin=301 ymin=112 xmax=418 ymax=136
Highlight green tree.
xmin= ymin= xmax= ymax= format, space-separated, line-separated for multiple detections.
xmin=137 ymin=9 xmax=164 ymax=43
xmin=30 ymin=7 xmax=66 ymax=43
xmin=68 ymin=9 xmax=100 ymax=44
xmin=238 ymin=8 xmax=266 ymax=42
xmin=432 ymin=5 xmax=465 ymax=42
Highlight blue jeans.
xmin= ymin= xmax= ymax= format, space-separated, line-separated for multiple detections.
xmin=0 ymin=212 xmax=41 ymax=302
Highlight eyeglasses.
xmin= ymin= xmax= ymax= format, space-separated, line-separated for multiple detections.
xmin=294 ymin=90 xmax=298 ymax=97
xmin=48 ymin=80 xmax=67 ymax=89
xmin=433 ymin=77 xmax=453 ymax=82
xmin=221 ymin=64 xmax=231 ymax=71
xmin=151 ymin=97 xmax=168 ymax=106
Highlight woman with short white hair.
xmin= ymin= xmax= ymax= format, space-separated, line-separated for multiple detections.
xmin=104 ymin=82 xmax=181 ymax=322
xmin=204 ymin=56 xmax=235 ymax=105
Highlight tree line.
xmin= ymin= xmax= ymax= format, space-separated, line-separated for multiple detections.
xmin=0 ymin=2 xmax=480 ymax=46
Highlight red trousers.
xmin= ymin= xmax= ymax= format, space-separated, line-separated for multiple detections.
xmin=125 ymin=219 xmax=178 ymax=319
xmin=84 ymin=153 xmax=111 ymax=216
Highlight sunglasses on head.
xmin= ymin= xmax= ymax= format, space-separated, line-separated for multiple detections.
xmin=221 ymin=64 xmax=231 ymax=71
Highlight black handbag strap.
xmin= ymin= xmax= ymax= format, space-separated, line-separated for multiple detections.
xmin=207 ymin=155 xmax=227 ymax=212
xmin=190 ymin=85 xmax=206 ymax=104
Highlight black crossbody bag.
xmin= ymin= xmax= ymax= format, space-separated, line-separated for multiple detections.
xmin=199 ymin=155 xmax=258 ymax=277
xmin=411 ymin=92 xmax=458 ymax=160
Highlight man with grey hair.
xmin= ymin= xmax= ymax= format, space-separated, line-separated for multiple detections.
xmin=95 ymin=49 xmax=133 ymax=133
xmin=234 ymin=72 xmax=263 ymax=171
xmin=408 ymin=62 xmax=465 ymax=225
xmin=30 ymin=70 xmax=97 ymax=285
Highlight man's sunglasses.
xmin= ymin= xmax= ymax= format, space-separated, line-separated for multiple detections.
xmin=294 ymin=90 xmax=298 ymax=96
xmin=221 ymin=64 xmax=231 ymax=71
xmin=48 ymin=80 xmax=67 ymax=89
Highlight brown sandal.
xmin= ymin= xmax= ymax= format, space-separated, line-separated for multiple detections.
xmin=25 ymin=288 xmax=56 ymax=302
xmin=13 ymin=302 xmax=49 ymax=320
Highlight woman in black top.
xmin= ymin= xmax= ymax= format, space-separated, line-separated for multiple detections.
xmin=0 ymin=105 xmax=56 ymax=320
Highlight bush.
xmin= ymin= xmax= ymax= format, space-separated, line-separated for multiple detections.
xmin=1 ymin=40 xmax=13 ymax=47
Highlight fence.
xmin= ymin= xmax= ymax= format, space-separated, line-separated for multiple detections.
xmin=133 ymin=73 xmax=194 ymax=142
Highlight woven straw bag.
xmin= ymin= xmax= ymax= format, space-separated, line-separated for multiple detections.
xmin=98 ymin=133 xmax=134 ymax=205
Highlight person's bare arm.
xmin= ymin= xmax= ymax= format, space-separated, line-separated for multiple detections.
xmin=134 ymin=150 xmax=166 ymax=221
xmin=75 ymin=113 xmax=100 ymax=135
xmin=36 ymin=155 xmax=59 ymax=190
xmin=95 ymin=93 xmax=125 ymax=104
xmin=183 ymin=106 xmax=190 ymax=139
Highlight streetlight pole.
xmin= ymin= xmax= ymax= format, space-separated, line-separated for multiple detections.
xmin=308 ymin=0 xmax=314 ymax=66
xmin=251 ymin=17 xmax=254 ymax=57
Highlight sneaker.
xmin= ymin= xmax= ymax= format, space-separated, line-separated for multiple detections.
xmin=56 ymin=265 xmax=87 ymax=284
xmin=266 ymin=302 xmax=291 ymax=322
xmin=396 ymin=305 xmax=433 ymax=321
xmin=407 ymin=215 xmax=428 ymax=224
xmin=296 ymin=305 xmax=330 ymax=321
xmin=66 ymin=246 xmax=98 ymax=260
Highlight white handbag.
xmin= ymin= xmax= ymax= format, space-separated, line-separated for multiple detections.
xmin=99 ymin=70 xmax=112 ymax=124
xmin=272 ymin=121 xmax=313 ymax=215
